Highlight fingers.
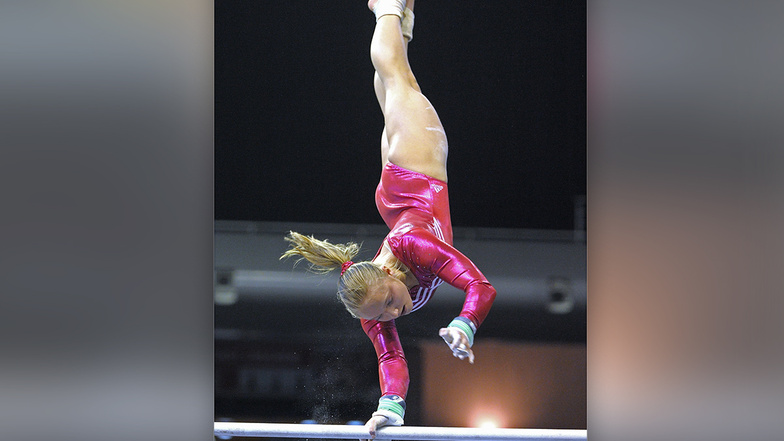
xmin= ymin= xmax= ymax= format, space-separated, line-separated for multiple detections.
xmin=440 ymin=327 xmax=475 ymax=363
xmin=455 ymin=345 xmax=475 ymax=364
xmin=365 ymin=418 xmax=377 ymax=440
xmin=439 ymin=327 xmax=460 ymax=348
xmin=364 ymin=415 xmax=387 ymax=440
xmin=453 ymin=344 xmax=474 ymax=362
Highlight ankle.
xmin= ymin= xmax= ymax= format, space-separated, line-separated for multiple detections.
xmin=371 ymin=0 xmax=406 ymax=21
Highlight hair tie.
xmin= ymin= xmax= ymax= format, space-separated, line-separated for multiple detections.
xmin=340 ymin=261 xmax=354 ymax=276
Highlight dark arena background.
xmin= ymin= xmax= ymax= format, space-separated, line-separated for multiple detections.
xmin=215 ymin=0 xmax=586 ymax=431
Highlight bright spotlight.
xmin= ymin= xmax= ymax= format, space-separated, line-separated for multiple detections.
xmin=479 ymin=419 xmax=498 ymax=429
xmin=474 ymin=415 xmax=501 ymax=429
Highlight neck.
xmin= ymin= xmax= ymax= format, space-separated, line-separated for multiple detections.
xmin=374 ymin=243 xmax=418 ymax=289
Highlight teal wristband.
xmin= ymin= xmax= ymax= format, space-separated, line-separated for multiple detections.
xmin=448 ymin=317 xmax=475 ymax=346
xmin=374 ymin=395 xmax=405 ymax=425
xmin=378 ymin=398 xmax=405 ymax=418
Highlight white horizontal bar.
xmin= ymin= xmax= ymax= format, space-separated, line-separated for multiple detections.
xmin=213 ymin=422 xmax=586 ymax=441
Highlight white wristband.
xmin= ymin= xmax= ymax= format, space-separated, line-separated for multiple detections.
xmin=372 ymin=409 xmax=404 ymax=426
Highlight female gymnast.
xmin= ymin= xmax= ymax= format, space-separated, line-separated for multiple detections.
xmin=281 ymin=0 xmax=497 ymax=436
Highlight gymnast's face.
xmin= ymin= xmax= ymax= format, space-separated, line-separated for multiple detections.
xmin=357 ymin=275 xmax=413 ymax=322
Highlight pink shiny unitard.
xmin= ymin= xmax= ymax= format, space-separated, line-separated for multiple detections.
xmin=361 ymin=162 xmax=497 ymax=399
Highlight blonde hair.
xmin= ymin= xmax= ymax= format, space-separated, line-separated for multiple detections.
xmin=280 ymin=231 xmax=390 ymax=318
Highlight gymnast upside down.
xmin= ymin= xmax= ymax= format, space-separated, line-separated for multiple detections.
xmin=281 ymin=0 xmax=497 ymax=437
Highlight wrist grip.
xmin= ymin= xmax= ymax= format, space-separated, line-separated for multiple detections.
xmin=373 ymin=394 xmax=405 ymax=426
xmin=447 ymin=317 xmax=476 ymax=346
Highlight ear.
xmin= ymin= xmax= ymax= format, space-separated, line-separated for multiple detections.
xmin=382 ymin=265 xmax=405 ymax=281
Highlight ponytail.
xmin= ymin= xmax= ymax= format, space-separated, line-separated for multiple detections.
xmin=281 ymin=231 xmax=389 ymax=317
xmin=280 ymin=231 xmax=360 ymax=273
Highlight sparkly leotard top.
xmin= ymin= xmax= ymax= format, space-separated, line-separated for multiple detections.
xmin=361 ymin=163 xmax=496 ymax=399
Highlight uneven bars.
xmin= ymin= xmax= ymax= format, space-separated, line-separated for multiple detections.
xmin=213 ymin=422 xmax=587 ymax=441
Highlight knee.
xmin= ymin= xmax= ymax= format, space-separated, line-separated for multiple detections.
xmin=407 ymin=72 xmax=421 ymax=93
xmin=377 ymin=69 xmax=420 ymax=95
xmin=370 ymin=43 xmax=400 ymax=75
xmin=397 ymin=72 xmax=421 ymax=94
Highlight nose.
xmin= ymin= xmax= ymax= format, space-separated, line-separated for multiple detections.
xmin=390 ymin=307 xmax=400 ymax=318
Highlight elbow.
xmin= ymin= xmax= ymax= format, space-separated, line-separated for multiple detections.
xmin=477 ymin=281 xmax=496 ymax=303
xmin=378 ymin=348 xmax=407 ymax=365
